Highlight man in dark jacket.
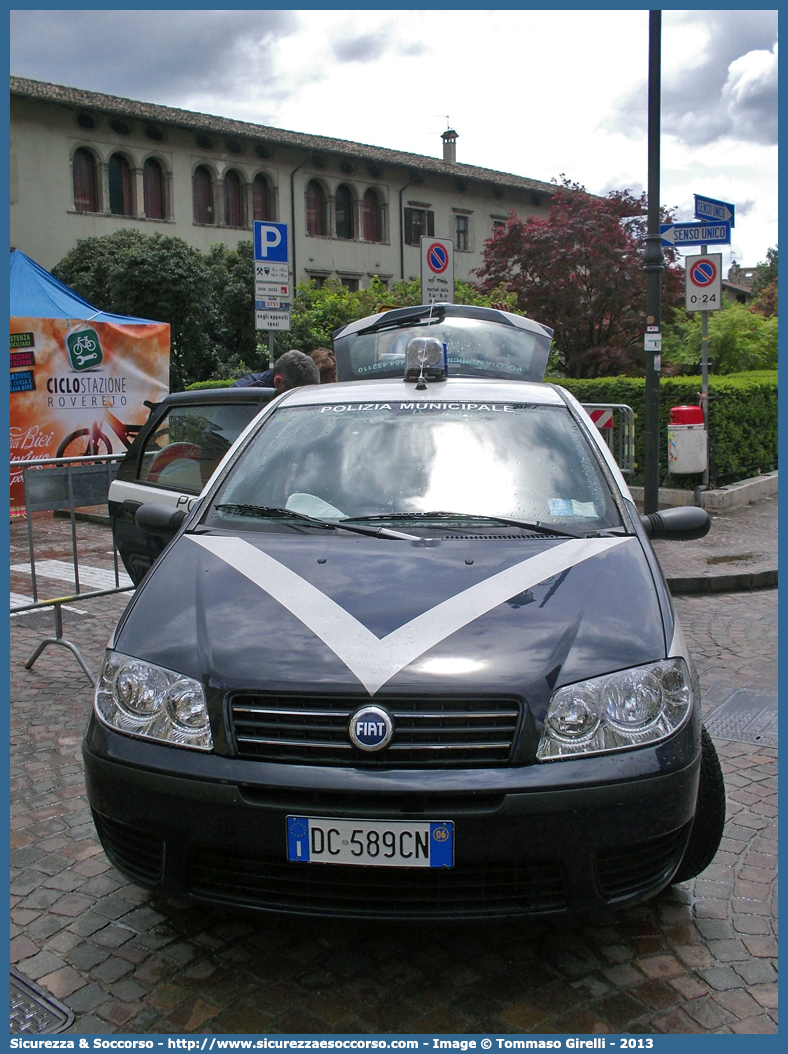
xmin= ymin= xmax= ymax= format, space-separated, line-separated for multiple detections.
xmin=233 ymin=350 xmax=319 ymax=391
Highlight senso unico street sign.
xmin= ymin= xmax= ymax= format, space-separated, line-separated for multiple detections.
xmin=694 ymin=194 xmax=735 ymax=227
xmin=660 ymin=222 xmax=731 ymax=247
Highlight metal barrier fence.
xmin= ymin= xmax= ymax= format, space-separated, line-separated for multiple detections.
xmin=10 ymin=453 xmax=132 ymax=685
xmin=581 ymin=403 xmax=636 ymax=475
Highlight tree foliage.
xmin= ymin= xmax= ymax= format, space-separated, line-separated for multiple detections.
xmin=474 ymin=179 xmax=685 ymax=378
xmin=267 ymin=276 xmax=516 ymax=360
xmin=53 ymin=231 xmax=220 ymax=390
xmin=750 ymin=245 xmax=778 ymax=318
xmin=750 ymin=246 xmax=778 ymax=297
xmin=50 ymin=231 xmax=519 ymax=387
xmin=661 ymin=298 xmax=778 ymax=375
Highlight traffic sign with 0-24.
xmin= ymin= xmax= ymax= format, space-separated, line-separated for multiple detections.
xmin=685 ymin=253 xmax=722 ymax=313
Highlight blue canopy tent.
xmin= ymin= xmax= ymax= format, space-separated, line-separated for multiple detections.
xmin=10 ymin=248 xmax=157 ymax=323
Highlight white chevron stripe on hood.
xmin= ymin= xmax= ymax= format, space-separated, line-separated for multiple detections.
xmin=190 ymin=535 xmax=630 ymax=695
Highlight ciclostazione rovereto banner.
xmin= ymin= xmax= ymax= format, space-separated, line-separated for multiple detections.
xmin=10 ymin=316 xmax=170 ymax=515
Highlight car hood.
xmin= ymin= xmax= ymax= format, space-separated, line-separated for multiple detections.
xmin=114 ymin=529 xmax=667 ymax=719
xmin=110 ymin=527 xmax=670 ymax=716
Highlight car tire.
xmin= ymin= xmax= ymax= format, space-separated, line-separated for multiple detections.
xmin=671 ymin=726 xmax=726 ymax=884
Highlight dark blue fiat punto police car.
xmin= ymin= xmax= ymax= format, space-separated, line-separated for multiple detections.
xmin=83 ymin=304 xmax=725 ymax=919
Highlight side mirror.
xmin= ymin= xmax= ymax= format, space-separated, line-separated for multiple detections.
xmin=134 ymin=503 xmax=187 ymax=539
xmin=641 ymin=505 xmax=711 ymax=541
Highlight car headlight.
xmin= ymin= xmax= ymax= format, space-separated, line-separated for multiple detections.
xmin=536 ymin=658 xmax=693 ymax=761
xmin=94 ymin=651 xmax=213 ymax=751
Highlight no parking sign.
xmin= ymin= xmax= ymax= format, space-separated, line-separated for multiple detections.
xmin=420 ymin=237 xmax=454 ymax=304
xmin=685 ymin=253 xmax=722 ymax=312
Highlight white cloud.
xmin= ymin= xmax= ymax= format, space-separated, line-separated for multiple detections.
xmin=723 ymin=41 xmax=779 ymax=143
xmin=9 ymin=8 xmax=777 ymax=264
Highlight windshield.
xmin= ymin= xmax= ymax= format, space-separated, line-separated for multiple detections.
xmin=205 ymin=401 xmax=622 ymax=532
xmin=334 ymin=316 xmax=551 ymax=383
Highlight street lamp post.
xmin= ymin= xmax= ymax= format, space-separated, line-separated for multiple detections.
xmin=643 ymin=9 xmax=664 ymax=515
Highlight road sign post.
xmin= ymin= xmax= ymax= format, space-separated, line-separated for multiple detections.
xmin=253 ymin=222 xmax=290 ymax=332
xmin=420 ymin=237 xmax=454 ymax=304
xmin=690 ymin=247 xmax=723 ymax=491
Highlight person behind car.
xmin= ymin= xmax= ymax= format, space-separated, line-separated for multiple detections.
xmin=309 ymin=347 xmax=337 ymax=383
xmin=233 ymin=350 xmax=319 ymax=391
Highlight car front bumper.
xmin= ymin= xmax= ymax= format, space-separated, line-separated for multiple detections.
xmin=83 ymin=714 xmax=702 ymax=920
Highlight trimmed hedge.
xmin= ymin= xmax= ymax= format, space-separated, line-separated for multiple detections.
xmin=185 ymin=379 xmax=236 ymax=390
xmin=560 ymin=371 xmax=778 ymax=488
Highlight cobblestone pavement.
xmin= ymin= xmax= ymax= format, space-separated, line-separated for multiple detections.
xmin=10 ymin=518 xmax=777 ymax=1035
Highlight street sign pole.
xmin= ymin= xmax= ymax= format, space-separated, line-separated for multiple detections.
xmin=684 ymin=238 xmax=726 ymax=494
xmin=700 ymin=246 xmax=710 ymax=490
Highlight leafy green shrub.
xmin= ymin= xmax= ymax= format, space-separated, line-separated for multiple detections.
xmin=662 ymin=300 xmax=778 ymax=375
xmin=184 ymin=379 xmax=236 ymax=391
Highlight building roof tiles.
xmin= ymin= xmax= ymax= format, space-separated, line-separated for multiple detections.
xmin=10 ymin=75 xmax=556 ymax=197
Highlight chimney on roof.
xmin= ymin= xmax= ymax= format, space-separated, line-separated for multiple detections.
xmin=441 ymin=129 xmax=458 ymax=164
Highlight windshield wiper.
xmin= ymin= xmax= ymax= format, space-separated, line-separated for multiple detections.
xmin=356 ymin=305 xmax=446 ymax=336
xmin=345 ymin=511 xmax=585 ymax=539
xmin=213 ymin=504 xmax=418 ymax=540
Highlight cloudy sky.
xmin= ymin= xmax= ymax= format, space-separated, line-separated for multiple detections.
xmin=10 ymin=7 xmax=778 ymax=270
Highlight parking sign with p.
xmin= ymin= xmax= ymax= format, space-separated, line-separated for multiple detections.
xmin=254 ymin=221 xmax=289 ymax=262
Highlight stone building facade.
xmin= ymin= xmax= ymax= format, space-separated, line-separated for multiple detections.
xmin=11 ymin=76 xmax=555 ymax=287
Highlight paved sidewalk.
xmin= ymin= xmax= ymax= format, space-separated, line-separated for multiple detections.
xmin=650 ymin=494 xmax=778 ymax=594
xmin=9 ymin=508 xmax=778 ymax=1036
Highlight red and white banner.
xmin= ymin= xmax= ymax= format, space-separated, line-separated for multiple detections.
xmin=10 ymin=317 xmax=170 ymax=515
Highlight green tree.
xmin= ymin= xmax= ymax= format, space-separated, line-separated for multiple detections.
xmin=204 ymin=240 xmax=262 ymax=377
xmin=661 ymin=298 xmax=778 ymax=374
xmin=266 ymin=276 xmax=516 ymax=361
xmin=751 ymin=246 xmax=778 ymax=297
xmin=750 ymin=246 xmax=778 ymax=318
xmin=53 ymin=231 xmax=217 ymax=390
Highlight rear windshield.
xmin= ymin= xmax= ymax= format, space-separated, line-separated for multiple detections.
xmin=206 ymin=401 xmax=621 ymax=530
xmin=334 ymin=316 xmax=551 ymax=383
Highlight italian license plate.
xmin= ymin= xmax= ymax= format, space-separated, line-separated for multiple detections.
xmin=287 ymin=816 xmax=454 ymax=868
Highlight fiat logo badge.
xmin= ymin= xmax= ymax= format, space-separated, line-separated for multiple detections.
xmin=349 ymin=705 xmax=393 ymax=752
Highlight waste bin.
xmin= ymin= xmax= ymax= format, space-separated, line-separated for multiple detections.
xmin=667 ymin=405 xmax=707 ymax=474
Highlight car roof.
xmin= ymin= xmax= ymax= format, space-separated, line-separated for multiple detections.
xmin=333 ymin=303 xmax=553 ymax=341
xmin=278 ymin=377 xmax=566 ymax=408
xmin=149 ymin=387 xmax=277 ymax=410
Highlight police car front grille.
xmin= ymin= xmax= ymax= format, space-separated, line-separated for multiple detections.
xmin=189 ymin=850 xmax=567 ymax=917
xmin=229 ymin=694 xmax=522 ymax=766
xmin=595 ymin=825 xmax=690 ymax=901
xmin=92 ymin=812 xmax=164 ymax=885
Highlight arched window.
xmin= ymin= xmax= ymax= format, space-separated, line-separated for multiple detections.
xmin=143 ymin=158 xmax=166 ymax=219
xmin=306 ymin=180 xmax=326 ymax=236
xmin=73 ymin=147 xmax=98 ymax=213
xmin=108 ymin=153 xmax=133 ymax=216
xmin=193 ymin=165 xmax=214 ymax=224
xmin=362 ymin=189 xmax=381 ymax=242
xmin=253 ymin=174 xmax=270 ymax=221
xmin=224 ymin=169 xmax=244 ymax=227
xmin=335 ymin=183 xmax=354 ymax=240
